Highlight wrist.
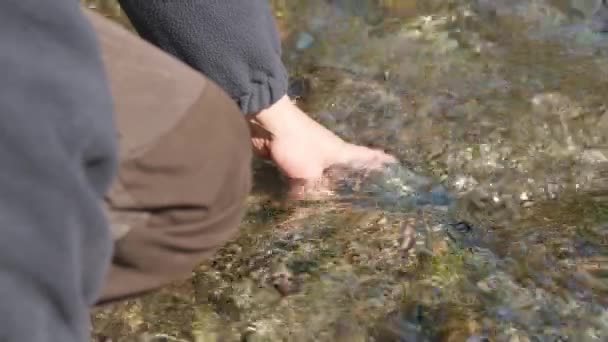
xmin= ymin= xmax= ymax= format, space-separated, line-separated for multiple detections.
xmin=246 ymin=95 xmax=294 ymax=132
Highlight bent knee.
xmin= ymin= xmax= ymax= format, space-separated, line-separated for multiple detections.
xmin=108 ymin=76 xmax=252 ymax=217
xmin=105 ymin=78 xmax=253 ymax=288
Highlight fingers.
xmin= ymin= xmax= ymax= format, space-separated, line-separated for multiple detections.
xmin=285 ymin=150 xmax=399 ymax=201
xmin=248 ymin=120 xmax=273 ymax=159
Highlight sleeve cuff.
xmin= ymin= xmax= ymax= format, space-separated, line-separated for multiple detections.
xmin=237 ymin=67 xmax=289 ymax=114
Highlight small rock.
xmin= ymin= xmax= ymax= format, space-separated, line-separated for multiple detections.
xmin=399 ymin=218 xmax=417 ymax=253
xmin=432 ymin=239 xmax=449 ymax=255
xmin=581 ymin=149 xmax=608 ymax=163
xmin=295 ymin=32 xmax=315 ymax=50
xmin=270 ymin=263 xmax=300 ymax=296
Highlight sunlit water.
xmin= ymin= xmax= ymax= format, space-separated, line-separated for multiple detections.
xmin=86 ymin=1 xmax=608 ymax=341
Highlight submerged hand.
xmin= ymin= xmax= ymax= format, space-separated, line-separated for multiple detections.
xmin=248 ymin=95 xmax=396 ymax=198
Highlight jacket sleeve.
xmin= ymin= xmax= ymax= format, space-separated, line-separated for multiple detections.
xmin=0 ymin=1 xmax=117 ymax=340
xmin=118 ymin=0 xmax=289 ymax=114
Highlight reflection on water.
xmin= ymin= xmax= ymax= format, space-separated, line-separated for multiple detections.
xmin=86 ymin=0 xmax=608 ymax=341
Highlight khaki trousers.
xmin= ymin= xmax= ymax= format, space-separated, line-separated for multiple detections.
xmin=85 ymin=11 xmax=252 ymax=305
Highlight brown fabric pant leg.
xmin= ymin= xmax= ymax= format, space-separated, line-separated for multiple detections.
xmin=84 ymin=11 xmax=253 ymax=305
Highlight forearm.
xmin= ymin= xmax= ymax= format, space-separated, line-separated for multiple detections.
xmin=0 ymin=1 xmax=117 ymax=340
xmin=118 ymin=0 xmax=289 ymax=114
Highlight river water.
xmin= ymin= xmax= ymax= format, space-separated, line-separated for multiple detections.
xmin=86 ymin=1 xmax=608 ymax=341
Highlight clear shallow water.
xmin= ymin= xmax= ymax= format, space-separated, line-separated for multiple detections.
xmin=87 ymin=1 xmax=608 ymax=341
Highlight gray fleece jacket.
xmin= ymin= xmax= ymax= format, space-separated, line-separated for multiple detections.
xmin=119 ymin=0 xmax=289 ymax=114
xmin=0 ymin=0 xmax=286 ymax=340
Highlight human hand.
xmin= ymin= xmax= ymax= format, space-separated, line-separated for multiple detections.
xmin=247 ymin=95 xmax=396 ymax=198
